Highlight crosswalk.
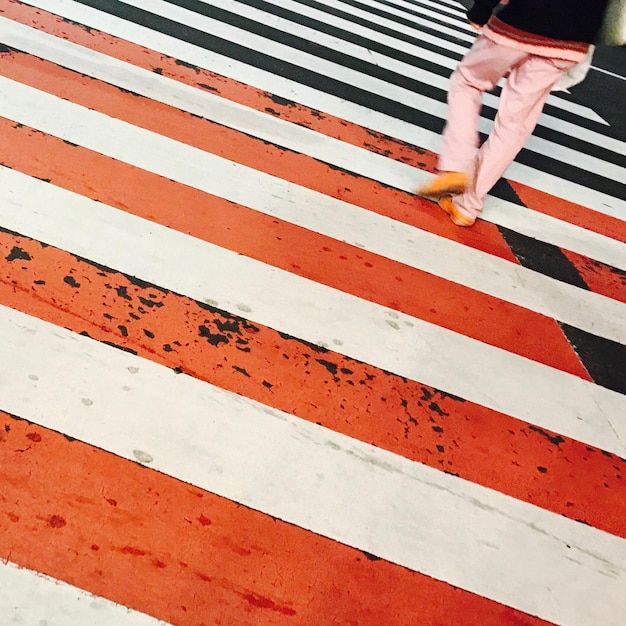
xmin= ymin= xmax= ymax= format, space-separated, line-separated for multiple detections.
xmin=0 ymin=0 xmax=624 ymax=624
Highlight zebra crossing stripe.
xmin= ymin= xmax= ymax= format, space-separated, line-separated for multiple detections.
xmin=508 ymin=179 xmax=626 ymax=245
xmin=82 ymin=0 xmax=626 ymax=185
xmin=0 ymin=117 xmax=595 ymax=377
xmin=288 ymin=0 xmax=478 ymax=45
xmin=237 ymin=0 xmax=610 ymax=124
xmin=0 ymin=78 xmax=620 ymax=389
xmin=2 ymin=45 xmax=624 ymax=291
xmin=193 ymin=0 xmax=620 ymax=144
xmin=0 ymin=56 xmax=624 ymax=390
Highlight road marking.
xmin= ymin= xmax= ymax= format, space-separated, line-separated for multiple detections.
xmin=2 ymin=305 xmax=626 ymax=626
xmin=0 ymin=561 xmax=168 ymax=626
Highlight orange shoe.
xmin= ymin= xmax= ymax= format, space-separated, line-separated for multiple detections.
xmin=438 ymin=196 xmax=475 ymax=227
xmin=416 ymin=171 xmax=470 ymax=201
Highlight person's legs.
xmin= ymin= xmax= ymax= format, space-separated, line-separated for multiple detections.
xmin=417 ymin=36 xmax=524 ymax=200
xmin=452 ymin=54 xmax=577 ymax=219
xmin=437 ymin=37 xmax=524 ymax=175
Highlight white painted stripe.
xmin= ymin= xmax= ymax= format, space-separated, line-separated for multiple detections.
xmin=391 ymin=0 xmax=468 ymax=19
xmin=6 ymin=27 xmax=626 ymax=253
xmin=7 ymin=17 xmax=623 ymax=229
xmin=277 ymin=0 xmax=469 ymax=55
xmin=1 ymin=306 xmax=625 ymax=626
xmin=0 ymin=561 xmax=169 ymax=626
xmin=257 ymin=0 xmax=469 ymax=66
xmin=290 ymin=0 xmax=474 ymax=33
xmin=105 ymin=0 xmax=472 ymax=111
xmin=3 ymin=149 xmax=624 ymax=350
xmin=1 ymin=74 xmax=625 ymax=334
xmin=424 ymin=0 xmax=467 ymax=9
xmin=501 ymin=159 xmax=624 ymax=220
xmin=544 ymin=92 xmax=609 ymax=125
xmin=17 ymin=0 xmax=614 ymax=145
xmin=347 ymin=0 xmax=471 ymax=24
xmin=591 ymin=65 xmax=626 ymax=81
xmin=16 ymin=0 xmax=624 ymax=218
xmin=293 ymin=0 xmax=620 ymax=125
xmin=480 ymin=193 xmax=622 ymax=270
xmin=294 ymin=0 xmax=477 ymax=43
xmin=118 ymin=0 xmax=626 ymax=182
xmin=1 ymin=170 xmax=624 ymax=456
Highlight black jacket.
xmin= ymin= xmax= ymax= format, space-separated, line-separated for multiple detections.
xmin=468 ymin=0 xmax=609 ymax=44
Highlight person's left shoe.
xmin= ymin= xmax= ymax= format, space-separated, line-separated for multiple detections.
xmin=416 ymin=171 xmax=470 ymax=201
xmin=438 ymin=196 xmax=476 ymax=227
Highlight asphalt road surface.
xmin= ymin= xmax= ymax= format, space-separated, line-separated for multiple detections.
xmin=572 ymin=45 xmax=626 ymax=138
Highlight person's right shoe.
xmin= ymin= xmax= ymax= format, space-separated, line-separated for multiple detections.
xmin=438 ymin=196 xmax=476 ymax=227
xmin=416 ymin=172 xmax=470 ymax=201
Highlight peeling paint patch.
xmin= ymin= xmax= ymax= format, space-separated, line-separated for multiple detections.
xmin=174 ymin=58 xmax=199 ymax=72
xmin=5 ymin=246 xmax=31 ymax=262
xmin=199 ymin=325 xmax=229 ymax=346
xmin=63 ymin=275 xmax=80 ymax=288
xmin=316 ymin=359 xmax=338 ymax=375
xmin=528 ymin=425 xmax=564 ymax=447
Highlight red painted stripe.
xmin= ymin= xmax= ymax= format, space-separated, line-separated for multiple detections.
xmin=0 ymin=412 xmax=555 ymax=626
xmin=561 ymin=248 xmax=626 ymax=305
xmin=0 ymin=111 xmax=591 ymax=380
xmin=4 ymin=0 xmax=623 ymax=247
xmin=508 ymin=180 xmax=626 ymax=245
xmin=2 ymin=231 xmax=624 ymax=539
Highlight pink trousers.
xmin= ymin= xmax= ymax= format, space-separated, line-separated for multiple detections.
xmin=439 ymin=36 xmax=576 ymax=218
